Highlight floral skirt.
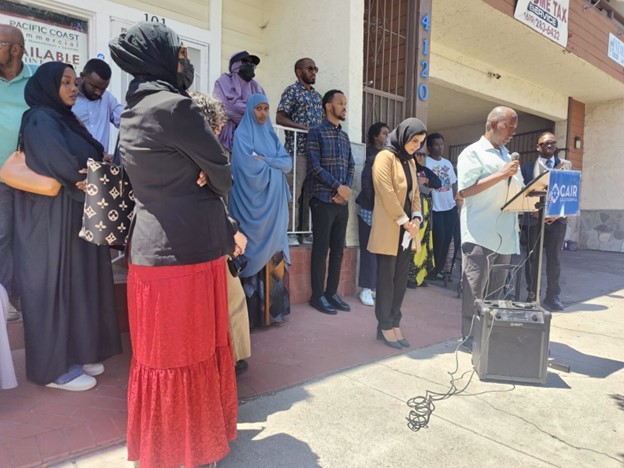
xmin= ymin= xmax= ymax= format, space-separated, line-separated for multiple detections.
xmin=408 ymin=197 xmax=435 ymax=285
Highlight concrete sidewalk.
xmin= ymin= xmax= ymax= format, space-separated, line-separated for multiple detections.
xmin=56 ymin=250 xmax=624 ymax=467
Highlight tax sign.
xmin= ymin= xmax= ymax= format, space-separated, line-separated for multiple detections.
xmin=546 ymin=170 xmax=581 ymax=217
xmin=514 ymin=0 xmax=569 ymax=48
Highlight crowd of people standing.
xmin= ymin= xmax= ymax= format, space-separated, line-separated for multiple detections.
xmin=1 ymin=17 xmax=573 ymax=468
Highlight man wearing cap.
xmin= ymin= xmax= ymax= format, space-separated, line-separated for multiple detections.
xmin=0 ymin=24 xmax=37 ymax=321
xmin=213 ymin=50 xmax=265 ymax=152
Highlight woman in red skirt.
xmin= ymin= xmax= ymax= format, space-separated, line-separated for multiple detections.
xmin=110 ymin=22 xmax=240 ymax=467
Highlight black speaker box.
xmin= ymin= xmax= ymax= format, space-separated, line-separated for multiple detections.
xmin=472 ymin=300 xmax=551 ymax=384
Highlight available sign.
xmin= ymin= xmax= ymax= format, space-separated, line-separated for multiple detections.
xmin=514 ymin=0 xmax=569 ymax=48
xmin=0 ymin=11 xmax=88 ymax=68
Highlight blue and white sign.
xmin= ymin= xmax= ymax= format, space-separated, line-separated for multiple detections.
xmin=608 ymin=33 xmax=624 ymax=68
xmin=546 ymin=170 xmax=581 ymax=217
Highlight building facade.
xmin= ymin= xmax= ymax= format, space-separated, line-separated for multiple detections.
xmin=3 ymin=0 xmax=623 ymax=252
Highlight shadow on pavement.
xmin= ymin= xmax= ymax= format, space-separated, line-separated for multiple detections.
xmin=550 ymin=342 xmax=624 ymax=378
xmin=610 ymin=394 xmax=624 ymax=412
xmin=220 ymin=387 xmax=320 ymax=468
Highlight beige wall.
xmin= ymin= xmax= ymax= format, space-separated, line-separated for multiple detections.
xmin=430 ymin=44 xmax=569 ymax=123
xmin=219 ymin=0 xmax=365 ymax=141
xmin=109 ymin=0 xmax=210 ymax=29
xmin=582 ymin=99 xmax=624 ymax=211
xmin=435 ymin=114 xmax=556 ymax=153
xmin=220 ymin=0 xmax=265 ymax=74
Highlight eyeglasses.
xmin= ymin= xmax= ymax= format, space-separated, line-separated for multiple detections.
xmin=304 ymin=66 xmax=319 ymax=73
xmin=539 ymin=141 xmax=557 ymax=147
xmin=0 ymin=41 xmax=22 ymax=48
xmin=241 ymin=60 xmax=257 ymax=68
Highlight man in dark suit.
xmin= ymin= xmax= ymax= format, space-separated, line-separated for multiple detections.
xmin=521 ymin=131 xmax=570 ymax=311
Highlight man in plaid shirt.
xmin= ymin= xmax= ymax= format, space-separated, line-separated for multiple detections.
xmin=306 ymin=89 xmax=354 ymax=315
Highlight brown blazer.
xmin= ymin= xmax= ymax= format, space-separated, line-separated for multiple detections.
xmin=368 ymin=149 xmax=422 ymax=256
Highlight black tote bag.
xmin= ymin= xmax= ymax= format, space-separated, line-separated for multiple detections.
xmin=79 ymin=158 xmax=135 ymax=246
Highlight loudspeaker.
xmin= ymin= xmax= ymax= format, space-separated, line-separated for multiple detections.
xmin=472 ymin=300 xmax=551 ymax=384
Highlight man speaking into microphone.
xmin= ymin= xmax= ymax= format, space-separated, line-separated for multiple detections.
xmin=457 ymin=106 xmax=524 ymax=347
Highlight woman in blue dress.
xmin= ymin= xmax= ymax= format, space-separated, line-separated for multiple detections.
xmin=230 ymin=93 xmax=292 ymax=327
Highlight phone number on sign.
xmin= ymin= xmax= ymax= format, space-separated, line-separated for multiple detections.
xmin=524 ymin=12 xmax=560 ymax=41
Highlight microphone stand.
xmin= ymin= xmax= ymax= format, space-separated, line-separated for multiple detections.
xmin=533 ymin=192 xmax=570 ymax=373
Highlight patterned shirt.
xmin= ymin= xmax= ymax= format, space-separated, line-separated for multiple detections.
xmin=277 ymin=81 xmax=323 ymax=156
xmin=307 ymin=119 xmax=355 ymax=204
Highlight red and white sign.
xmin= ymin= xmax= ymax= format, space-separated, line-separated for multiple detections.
xmin=514 ymin=0 xmax=569 ymax=48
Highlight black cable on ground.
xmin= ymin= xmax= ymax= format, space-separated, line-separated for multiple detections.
xmin=406 ymin=314 xmax=496 ymax=432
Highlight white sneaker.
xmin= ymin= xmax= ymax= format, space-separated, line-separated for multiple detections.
xmin=7 ymin=303 xmax=21 ymax=321
xmin=302 ymin=234 xmax=314 ymax=245
xmin=82 ymin=363 xmax=105 ymax=376
xmin=359 ymin=288 xmax=375 ymax=306
xmin=46 ymin=373 xmax=97 ymax=392
xmin=288 ymin=234 xmax=300 ymax=246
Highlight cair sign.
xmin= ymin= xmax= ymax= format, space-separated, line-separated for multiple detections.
xmin=546 ymin=170 xmax=581 ymax=217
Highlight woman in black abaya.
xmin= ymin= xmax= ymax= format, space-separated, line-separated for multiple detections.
xmin=13 ymin=62 xmax=121 ymax=390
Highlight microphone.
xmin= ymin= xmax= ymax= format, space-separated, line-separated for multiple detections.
xmin=508 ymin=152 xmax=520 ymax=186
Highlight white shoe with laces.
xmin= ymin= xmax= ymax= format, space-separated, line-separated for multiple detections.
xmin=46 ymin=373 xmax=97 ymax=392
xmin=82 ymin=363 xmax=105 ymax=376
xmin=359 ymin=288 xmax=375 ymax=306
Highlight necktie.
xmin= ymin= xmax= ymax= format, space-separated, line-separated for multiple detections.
xmin=546 ymin=159 xmax=553 ymax=169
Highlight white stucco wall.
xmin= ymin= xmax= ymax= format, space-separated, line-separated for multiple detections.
xmin=436 ymin=114 xmax=556 ymax=152
xmin=220 ymin=0 xmax=264 ymax=75
xmin=430 ymin=43 xmax=568 ymax=123
xmin=261 ymin=0 xmax=364 ymax=140
xmin=218 ymin=0 xmax=364 ymax=141
xmin=582 ymin=99 xmax=624 ymax=211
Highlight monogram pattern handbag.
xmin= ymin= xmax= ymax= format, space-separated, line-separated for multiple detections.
xmin=79 ymin=158 xmax=135 ymax=246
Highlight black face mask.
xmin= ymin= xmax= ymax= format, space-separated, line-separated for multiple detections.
xmin=238 ymin=62 xmax=255 ymax=82
xmin=177 ymin=58 xmax=195 ymax=90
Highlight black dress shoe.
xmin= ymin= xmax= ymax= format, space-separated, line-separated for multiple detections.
xmin=397 ymin=338 xmax=410 ymax=348
xmin=325 ymin=294 xmax=351 ymax=311
xmin=543 ymin=296 xmax=564 ymax=311
xmin=235 ymin=360 xmax=249 ymax=376
xmin=309 ymin=296 xmax=337 ymax=315
xmin=376 ymin=327 xmax=402 ymax=350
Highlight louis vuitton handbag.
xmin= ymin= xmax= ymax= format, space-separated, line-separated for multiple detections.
xmin=79 ymin=158 xmax=135 ymax=246
xmin=0 ymin=150 xmax=61 ymax=196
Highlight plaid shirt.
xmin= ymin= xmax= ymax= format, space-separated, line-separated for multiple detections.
xmin=277 ymin=81 xmax=323 ymax=156
xmin=306 ymin=119 xmax=354 ymax=204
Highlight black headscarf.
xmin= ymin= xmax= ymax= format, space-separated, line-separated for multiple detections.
xmin=20 ymin=62 xmax=104 ymax=155
xmin=109 ymin=21 xmax=184 ymax=102
xmin=385 ymin=118 xmax=428 ymax=162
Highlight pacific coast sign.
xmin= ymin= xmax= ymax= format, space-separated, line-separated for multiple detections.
xmin=0 ymin=11 xmax=88 ymax=68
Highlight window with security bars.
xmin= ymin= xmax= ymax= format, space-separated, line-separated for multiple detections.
xmin=362 ymin=0 xmax=410 ymax=141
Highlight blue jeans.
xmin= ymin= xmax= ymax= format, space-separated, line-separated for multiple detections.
xmin=0 ymin=183 xmax=15 ymax=298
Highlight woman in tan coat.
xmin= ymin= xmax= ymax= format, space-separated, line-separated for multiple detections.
xmin=368 ymin=118 xmax=427 ymax=349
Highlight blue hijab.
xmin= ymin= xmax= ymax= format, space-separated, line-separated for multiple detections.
xmin=230 ymin=93 xmax=292 ymax=277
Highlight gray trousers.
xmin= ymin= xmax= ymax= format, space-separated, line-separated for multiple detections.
xmin=461 ymin=242 xmax=511 ymax=337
